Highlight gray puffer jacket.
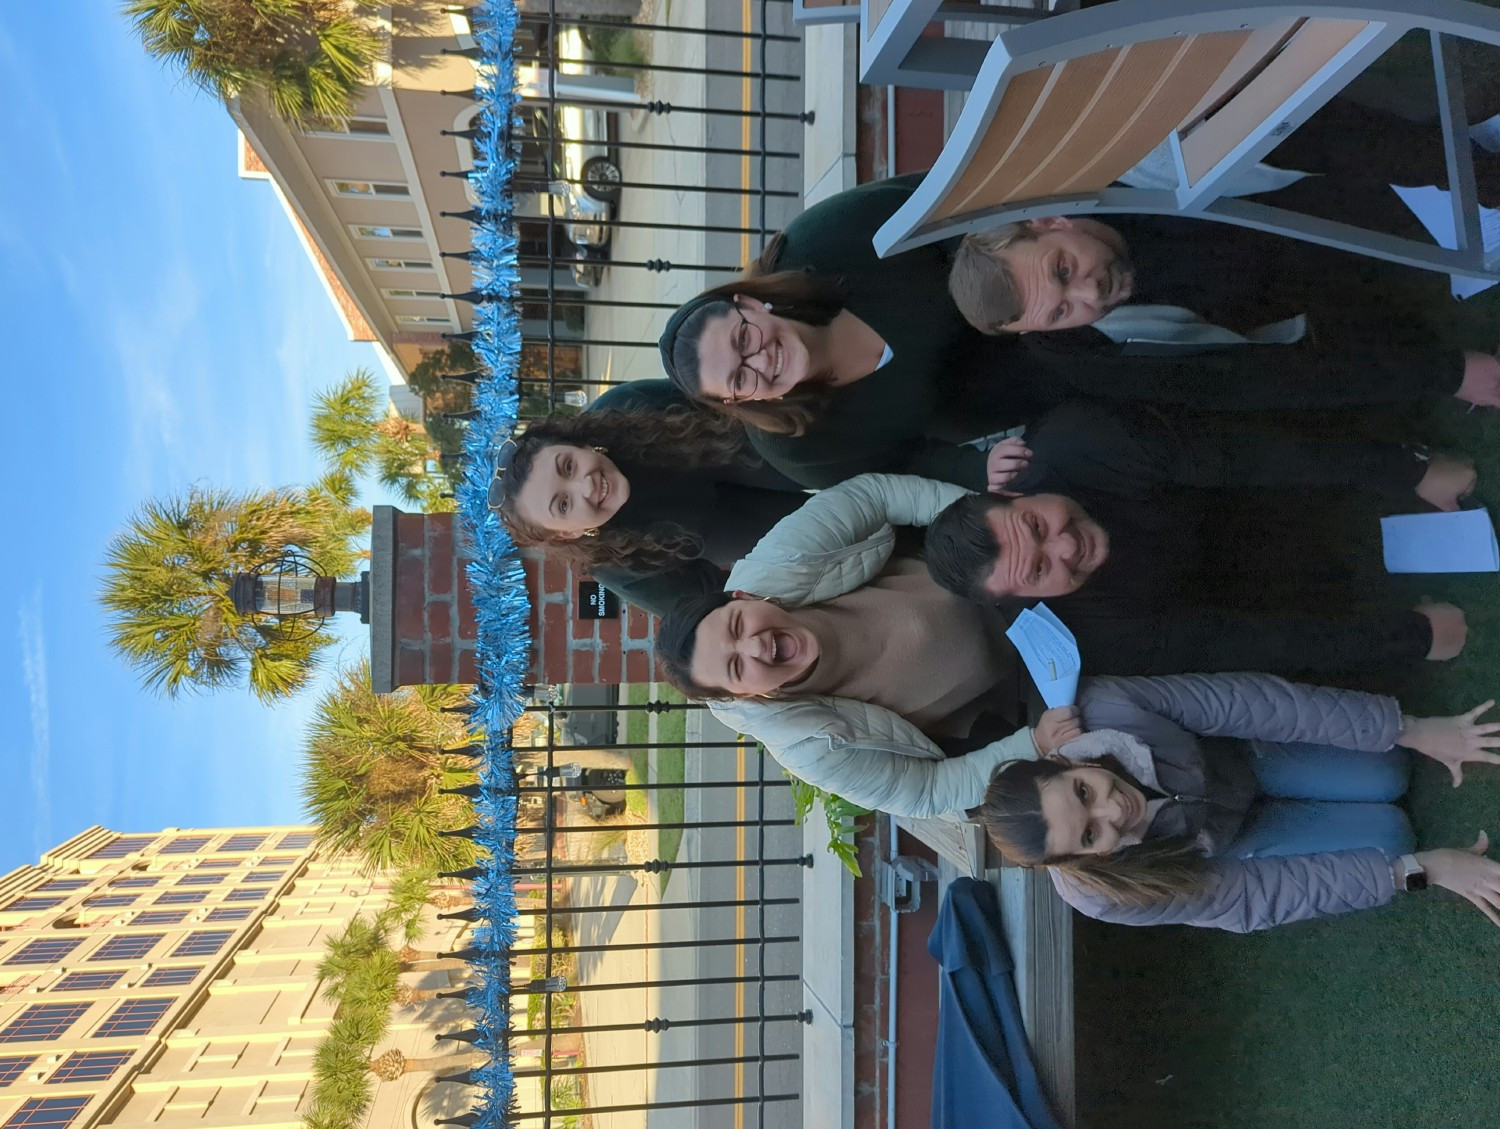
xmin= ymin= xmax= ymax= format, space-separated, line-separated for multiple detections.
xmin=1054 ymin=672 xmax=1404 ymax=933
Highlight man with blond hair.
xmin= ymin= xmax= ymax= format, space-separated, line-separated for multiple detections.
xmin=945 ymin=99 xmax=1500 ymax=415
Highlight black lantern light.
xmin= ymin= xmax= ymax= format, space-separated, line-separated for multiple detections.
xmin=229 ymin=549 xmax=370 ymax=639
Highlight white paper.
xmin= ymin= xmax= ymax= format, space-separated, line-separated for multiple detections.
xmin=1005 ymin=602 xmax=1081 ymax=708
xmin=1390 ymin=183 xmax=1500 ymax=299
xmin=1381 ymin=508 xmax=1500 ymax=574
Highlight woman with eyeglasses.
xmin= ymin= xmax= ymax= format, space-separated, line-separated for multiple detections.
xmin=487 ymin=408 xmax=809 ymax=617
xmin=658 ymin=175 xmax=1040 ymax=491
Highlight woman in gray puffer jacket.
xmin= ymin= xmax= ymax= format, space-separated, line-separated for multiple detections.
xmin=979 ymin=672 xmax=1500 ymax=933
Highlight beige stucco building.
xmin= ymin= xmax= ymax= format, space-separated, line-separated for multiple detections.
xmin=0 ymin=824 xmax=491 ymax=1129
xmin=231 ymin=4 xmax=610 ymax=380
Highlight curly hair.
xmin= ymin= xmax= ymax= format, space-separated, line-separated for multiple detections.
xmin=495 ymin=409 xmax=750 ymax=573
xmin=975 ymin=756 xmax=1210 ymax=906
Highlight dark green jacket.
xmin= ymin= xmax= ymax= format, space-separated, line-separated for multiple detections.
xmin=748 ymin=176 xmax=1030 ymax=491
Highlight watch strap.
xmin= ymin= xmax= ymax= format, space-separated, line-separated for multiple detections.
xmin=1397 ymin=853 xmax=1428 ymax=893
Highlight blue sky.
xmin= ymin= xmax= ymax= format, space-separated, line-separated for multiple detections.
xmin=0 ymin=12 xmax=403 ymax=872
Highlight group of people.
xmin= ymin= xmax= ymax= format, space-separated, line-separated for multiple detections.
xmin=488 ymin=92 xmax=1500 ymax=934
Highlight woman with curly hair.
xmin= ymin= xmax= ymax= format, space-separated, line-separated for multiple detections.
xmin=487 ymin=408 xmax=808 ymax=616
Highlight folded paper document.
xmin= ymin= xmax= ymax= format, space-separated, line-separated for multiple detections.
xmin=1005 ymin=603 xmax=1081 ymax=709
xmin=1381 ymin=508 xmax=1499 ymax=573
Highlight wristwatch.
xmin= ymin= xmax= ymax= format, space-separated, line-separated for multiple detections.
xmin=1395 ymin=853 xmax=1428 ymax=893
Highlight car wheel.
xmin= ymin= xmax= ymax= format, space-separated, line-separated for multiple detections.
xmin=582 ymin=156 xmax=622 ymax=203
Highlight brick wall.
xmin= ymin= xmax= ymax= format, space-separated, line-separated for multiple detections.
xmin=521 ymin=550 xmax=659 ymax=686
xmin=369 ymin=505 xmax=656 ymax=692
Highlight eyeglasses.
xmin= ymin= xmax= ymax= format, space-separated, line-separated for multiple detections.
xmin=486 ymin=437 xmax=521 ymax=513
xmin=726 ymin=302 xmax=766 ymax=403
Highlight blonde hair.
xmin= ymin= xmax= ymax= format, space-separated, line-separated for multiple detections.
xmin=948 ymin=224 xmax=1037 ymax=335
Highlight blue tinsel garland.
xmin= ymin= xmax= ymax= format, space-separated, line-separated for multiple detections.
xmin=452 ymin=1 xmax=528 ymax=1124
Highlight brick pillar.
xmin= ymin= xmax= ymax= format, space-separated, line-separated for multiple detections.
xmin=369 ymin=506 xmax=480 ymax=692
xmin=370 ymin=505 xmax=658 ymax=692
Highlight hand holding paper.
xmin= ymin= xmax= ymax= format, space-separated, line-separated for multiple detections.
xmin=1005 ymin=603 xmax=1081 ymax=708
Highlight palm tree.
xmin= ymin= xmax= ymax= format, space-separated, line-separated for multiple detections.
xmin=301 ymin=661 xmax=482 ymax=874
xmin=309 ymin=370 xmax=455 ymax=512
xmin=120 ymin=0 xmax=381 ymax=129
xmin=100 ymin=485 xmax=363 ymax=702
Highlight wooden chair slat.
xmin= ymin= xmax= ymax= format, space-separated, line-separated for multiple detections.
xmin=938 ymin=31 xmax=1252 ymax=220
xmin=1180 ymin=18 xmax=1372 ymax=186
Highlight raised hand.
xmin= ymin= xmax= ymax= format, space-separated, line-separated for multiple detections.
xmin=1401 ymin=700 xmax=1500 ymax=787
xmin=1418 ymin=832 xmax=1500 ymax=928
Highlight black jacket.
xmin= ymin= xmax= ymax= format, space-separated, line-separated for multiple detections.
xmin=1006 ymin=401 xmax=1433 ymax=678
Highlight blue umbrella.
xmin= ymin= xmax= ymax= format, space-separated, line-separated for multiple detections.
xmin=929 ymin=878 xmax=1062 ymax=1129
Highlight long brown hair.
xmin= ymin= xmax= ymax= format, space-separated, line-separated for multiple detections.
xmin=976 ymin=757 xmax=1210 ymax=907
xmin=660 ymin=233 xmax=849 ymax=437
xmin=496 ymin=409 xmax=750 ymax=572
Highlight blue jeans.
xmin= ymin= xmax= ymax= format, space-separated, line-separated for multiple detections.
xmin=1226 ymin=740 xmax=1416 ymax=860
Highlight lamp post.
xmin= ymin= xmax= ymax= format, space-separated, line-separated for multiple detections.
xmin=228 ymin=549 xmax=371 ymax=638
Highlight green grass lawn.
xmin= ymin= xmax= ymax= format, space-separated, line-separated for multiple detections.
xmin=1076 ymin=296 xmax=1500 ymax=1126
xmin=621 ymin=683 xmax=688 ymax=890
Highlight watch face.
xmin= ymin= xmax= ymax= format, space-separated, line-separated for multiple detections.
xmin=1407 ymin=870 xmax=1429 ymax=893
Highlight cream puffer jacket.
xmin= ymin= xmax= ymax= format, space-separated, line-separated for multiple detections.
xmin=705 ymin=473 xmax=1035 ymax=820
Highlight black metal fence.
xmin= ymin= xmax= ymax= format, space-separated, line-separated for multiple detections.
xmin=436 ymin=5 xmax=812 ymax=1125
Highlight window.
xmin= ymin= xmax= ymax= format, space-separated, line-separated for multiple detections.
xmin=261 ymin=856 xmax=296 ymax=865
xmin=5 ymin=898 xmax=62 ymax=913
xmin=89 ymin=836 xmax=155 ymax=859
xmin=276 ymin=832 xmax=315 ymax=850
xmin=94 ymin=998 xmax=172 ymax=1039
xmin=111 ymin=878 xmax=159 ymax=889
xmin=153 ymin=891 xmax=206 ymax=905
xmin=306 ymin=116 xmax=390 ymax=138
xmin=54 ymin=971 xmax=121 ymax=992
xmin=48 ymin=1051 xmax=131 ymax=1084
xmin=350 ymin=224 xmax=424 ymax=241
xmin=90 ymin=934 xmax=162 ymax=962
xmin=2 ymin=1097 xmax=90 ymax=1129
xmin=204 ymin=908 xmax=252 ymax=923
xmin=160 ymin=836 xmax=210 ymax=855
xmin=382 ymin=288 xmax=444 ymax=300
xmin=175 ymin=875 xmax=224 ymax=887
xmin=171 ymin=931 xmax=232 ymax=958
xmin=395 ymin=315 xmax=455 ymax=326
xmin=84 ymin=895 xmax=135 ymax=908
xmin=6 ymin=939 xmax=82 ymax=965
xmin=0 ymin=1004 xmax=89 ymax=1044
xmin=224 ymin=888 xmax=265 ymax=903
xmin=142 ymin=966 xmax=200 ymax=987
xmin=368 ymin=257 xmax=433 ymax=271
xmin=38 ymin=880 xmax=87 ymax=893
xmin=131 ymin=911 xmax=187 ymax=927
xmin=244 ymin=871 xmax=283 ymax=884
xmin=219 ymin=835 xmax=266 ymax=853
xmin=328 ymin=179 xmax=409 ymax=198
xmin=195 ymin=859 xmax=238 ymax=869
xmin=0 ymin=1057 xmax=34 ymax=1086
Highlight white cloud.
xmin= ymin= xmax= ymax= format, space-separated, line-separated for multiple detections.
xmin=17 ymin=588 xmax=51 ymax=855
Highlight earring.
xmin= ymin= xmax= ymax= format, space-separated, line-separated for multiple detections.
xmin=764 ymin=302 xmax=773 ymax=311
xmin=583 ymin=528 xmax=599 ymax=538
xmin=592 ymin=446 xmax=607 ymax=454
